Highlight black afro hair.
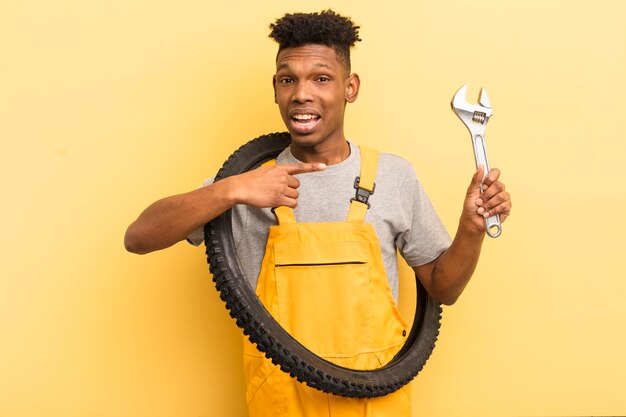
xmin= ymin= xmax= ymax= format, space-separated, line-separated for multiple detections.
xmin=269 ymin=9 xmax=361 ymax=70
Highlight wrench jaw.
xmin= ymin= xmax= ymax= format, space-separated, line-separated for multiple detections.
xmin=451 ymin=84 xmax=493 ymax=136
xmin=478 ymin=87 xmax=491 ymax=109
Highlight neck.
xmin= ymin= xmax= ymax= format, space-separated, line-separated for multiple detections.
xmin=290 ymin=136 xmax=351 ymax=166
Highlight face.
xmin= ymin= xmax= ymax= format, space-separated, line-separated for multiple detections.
xmin=273 ymin=44 xmax=360 ymax=152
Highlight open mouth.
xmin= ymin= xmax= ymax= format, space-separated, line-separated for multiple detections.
xmin=290 ymin=113 xmax=321 ymax=133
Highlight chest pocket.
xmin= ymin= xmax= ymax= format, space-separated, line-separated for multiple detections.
xmin=274 ymin=239 xmax=373 ymax=357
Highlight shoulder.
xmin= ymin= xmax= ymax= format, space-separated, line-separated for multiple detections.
xmin=378 ymin=152 xmax=414 ymax=170
xmin=376 ymin=151 xmax=419 ymax=183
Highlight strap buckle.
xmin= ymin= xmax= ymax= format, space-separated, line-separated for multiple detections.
xmin=351 ymin=176 xmax=375 ymax=208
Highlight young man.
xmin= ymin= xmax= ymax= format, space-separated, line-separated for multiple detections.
xmin=125 ymin=10 xmax=511 ymax=417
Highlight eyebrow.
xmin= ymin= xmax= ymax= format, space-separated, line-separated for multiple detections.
xmin=277 ymin=62 xmax=334 ymax=71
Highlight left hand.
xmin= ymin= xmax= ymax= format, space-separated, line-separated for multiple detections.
xmin=460 ymin=165 xmax=512 ymax=235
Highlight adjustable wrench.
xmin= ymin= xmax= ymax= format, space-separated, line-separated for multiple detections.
xmin=451 ymin=84 xmax=502 ymax=238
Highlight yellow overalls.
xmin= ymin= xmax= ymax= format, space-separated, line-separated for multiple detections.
xmin=243 ymin=146 xmax=411 ymax=416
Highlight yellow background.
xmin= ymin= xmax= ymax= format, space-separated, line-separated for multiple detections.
xmin=1 ymin=1 xmax=625 ymax=416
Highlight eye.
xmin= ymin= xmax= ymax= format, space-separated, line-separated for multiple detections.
xmin=280 ymin=77 xmax=294 ymax=84
xmin=317 ymin=76 xmax=330 ymax=83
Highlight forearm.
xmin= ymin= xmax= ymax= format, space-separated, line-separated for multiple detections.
xmin=426 ymin=222 xmax=485 ymax=305
xmin=413 ymin=166 xmax=511 ymax=305
xmin=124 ymin=178 xmax=236 ymax=254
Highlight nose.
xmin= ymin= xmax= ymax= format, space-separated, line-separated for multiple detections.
xmin=292 ymin=80 xmax=313 ymax=103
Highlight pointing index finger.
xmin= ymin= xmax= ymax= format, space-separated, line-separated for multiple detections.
xmin=283 ymin=162 xmax=327 ymax=175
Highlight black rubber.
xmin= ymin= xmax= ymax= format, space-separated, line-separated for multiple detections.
xmin=204 ymin=132 xmax=442 ymax=398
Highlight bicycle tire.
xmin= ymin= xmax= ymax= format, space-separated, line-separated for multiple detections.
xmin=204 ymin=132 xmax=442 ymax=398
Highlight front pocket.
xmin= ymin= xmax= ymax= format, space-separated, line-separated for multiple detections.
xmin=273 ymin=240 xmax=373 ymax=361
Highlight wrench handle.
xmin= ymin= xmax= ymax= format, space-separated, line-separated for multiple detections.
xmin=472 ymin=133 xmax=502 ymax=238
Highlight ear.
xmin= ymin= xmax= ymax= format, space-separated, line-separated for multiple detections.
xmin=345 ymin=73 xmax=360 ymax=103
xmin=272 ymin=75 xmax=278 ymax=104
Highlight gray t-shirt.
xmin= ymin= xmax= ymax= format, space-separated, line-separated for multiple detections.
xmin=188 ymin=142 xmax=452 ymax=301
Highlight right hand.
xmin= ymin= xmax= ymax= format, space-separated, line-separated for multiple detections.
xmin=228 ymin=162 xmax=326 ymax=208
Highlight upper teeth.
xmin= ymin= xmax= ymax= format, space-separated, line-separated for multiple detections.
xmin=293 ymin=114 xmax=317 ymax=120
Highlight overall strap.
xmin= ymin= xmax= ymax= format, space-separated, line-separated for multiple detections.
xmin=347 ymin=146 xmax=379 ymax=222
xmin=262 ymin=159 xmax=297 ymax=225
